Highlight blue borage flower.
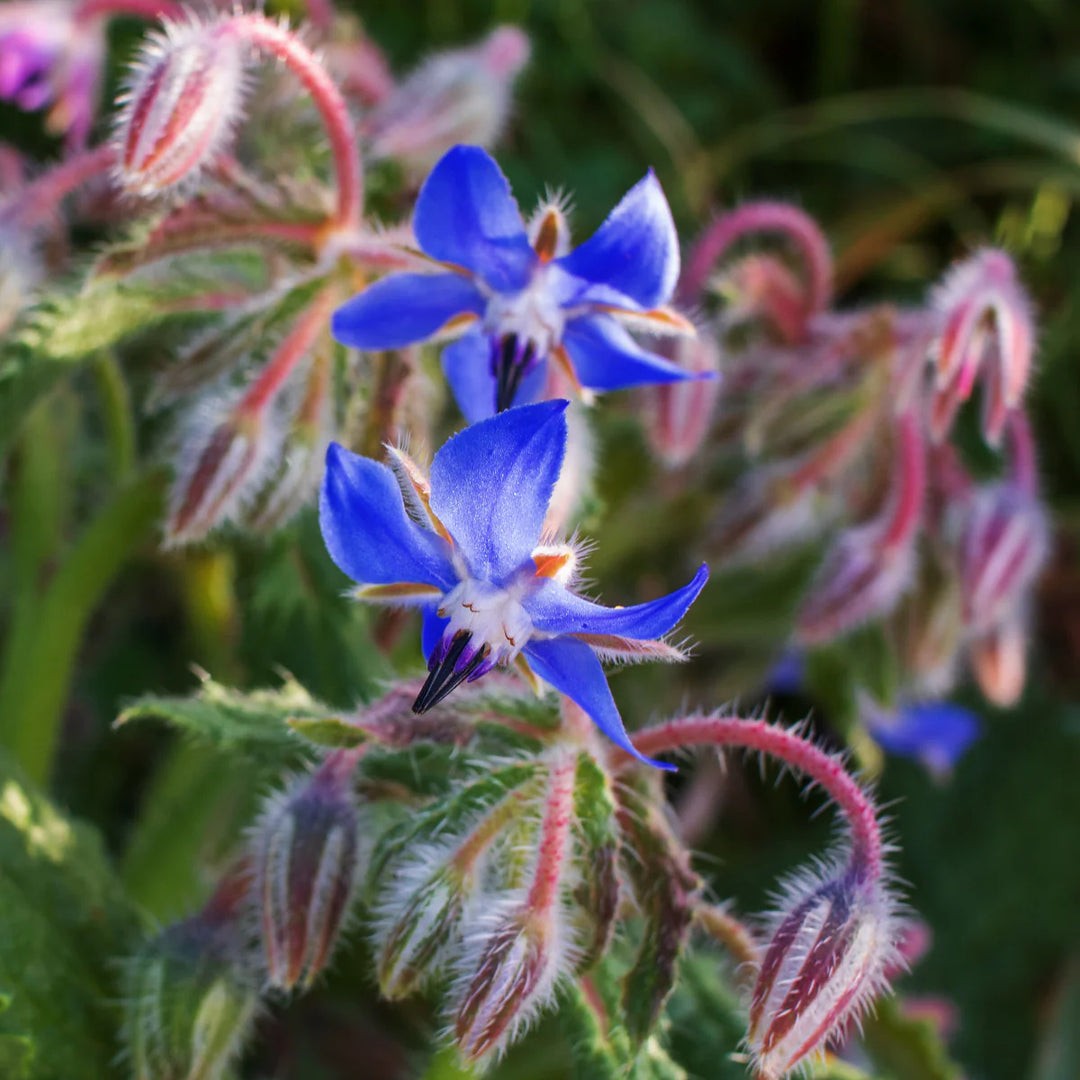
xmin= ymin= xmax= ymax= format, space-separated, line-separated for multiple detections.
xmin=319 ymin=400 xmax=708 ymax=767
xmin=332 ymin=144 xmax=707 ymax=421
xmin=863 ymin=698 xmax=981 ymax=777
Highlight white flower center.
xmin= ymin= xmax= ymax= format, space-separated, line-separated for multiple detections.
xmin=484 ymin=265 xmax=567 ymax=357
xmin=438 ymin=577 xmax=534 ymax=666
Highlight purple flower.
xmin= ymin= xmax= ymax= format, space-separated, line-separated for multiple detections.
xmin=318 ymin=400 xmax=708 ymax=767
xmin=0 ymin=2 xmax=105 ymax=148
xmin=332 ymin=144 xmax=706 ymax=420
xmin=864 ymin=699 xmax=981 ymax=777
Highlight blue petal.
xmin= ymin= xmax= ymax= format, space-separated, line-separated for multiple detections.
xmin=523 ymin=637 xmax=674 ymax=770
xmin=422 ymin=606 xmax=450 ymax=662
xmin=413 ymin=145 xmax=536 ymax=293
xmin=442 ymin=331 xmax=498 ymax=423
xmin=563 ymin=315 xmax=701 ymax=392
xmin=320 ymin=443 xmax=457 ymax=590
xmin=332 ymin=272 xmax=484 ymax=350
xmin=766 ymin=649 xmax=806 ymax=694
xmin=524 ymin=564 xmax=708 ymax=638
xmin=442 ymin=331 xmax=548 ymax=423
xmin=556 ymin=171 xmax=679 ymax=308
xmin=429 ymin=400 xmax=568 ymax=585
xmin=867 ymin=701 xmax=981 ymax=774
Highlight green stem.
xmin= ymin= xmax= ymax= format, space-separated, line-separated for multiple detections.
xmin=0 ymin=469 xmax=165 ymax=784
xmin=92 ymin=353 xmax=136 ymax=481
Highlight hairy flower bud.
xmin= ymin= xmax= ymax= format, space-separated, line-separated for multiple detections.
xmin=797 ymin=523 xmax=916 ymax=644
xmin=252 ymin=752 xmax=361 ymax=991
xmin=123 ymin=873 xmax=259 ymax=1080
xmin=954 ymin=482 xmax=1048 ymax=636
xmin=453 ymin=898 xmax=565 ymax=1063
xmin=365 ymin=26 xmax=530 ymax=175
xmin=641 ymin=330 xmax=722 ymax=469
xmin=969 ymin=614 xmax=1028 ymax=708
xmin=115 ymin=17 xmax=246 ymax=197
xmin=165 ymin=404 xmax=277 ymax=546
xmin=930 ymin=248 xmax=1034 ymax=444
xmin=748 ymin=862 xmax=901 ymax=1080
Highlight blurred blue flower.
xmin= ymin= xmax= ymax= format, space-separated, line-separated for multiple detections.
xmin=865 ymin=700 xmax=981 ymax=777
xmin=332 ymin=144 xmax=706 ymax=420
xmin=319 ymin=399 xmax=708 ymax=767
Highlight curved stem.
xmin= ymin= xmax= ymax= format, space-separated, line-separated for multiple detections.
xmin=237 ymin=286 xmax=337 ymax=416
xmin=75 ymin=0 xmax=182 ymax=22
xmin=226 ymin=14 xmax=362 ymax=227
xmin=681 ymin=201 xmax=833 ymax=319
xmin=0 ymin=145 xmax=114 ymax=230
xmin=1007 ymin=411 xmax=1038 ymax=496
xmin=694 ymin=904 xmax=762 ymax=972
xmin=623 ymin=715 xmax=883 ymax=879
xmin=879 ymin=410 xmax=926 ymax=551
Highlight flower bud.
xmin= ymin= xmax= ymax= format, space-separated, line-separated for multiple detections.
xmin=115 ymin=18 xmax=247 ymax=197
xmin=453 ymin=898 xmax=564 ymax=1063
xmin=365 ymin=26 xmax=530 ymax=176
xmin=748 ymin=864 xmax=900 ymax=1080
xmin=796 ymin=523 xmax=916 ymax=644
xmin=930 ymin=248 xmax=1034 ymax=444
xmin=123 ymin=873 xmax=259 ymax=1080
xmin=969 ymin=614 xmax=1028 ymax=708
xmin=245 ymin=353 xmax=334 ymax=532
xmin=954 ymin=482 xmax=1048 ymax=636
xmin=716 ymin=253 xmax=810 ymax=344
xmin=165 ymin=404 xmax=277 ymax=546
xmin=641 ymin=329 xmax=722 ymax=469
xmin=252 ymin=753 xmax=361 ymax=991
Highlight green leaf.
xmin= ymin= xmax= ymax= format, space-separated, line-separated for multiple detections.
xmin=288 ymin=715 xmax=369 ymax=748
xmin=618 ymin=781 xmax=702 ymax=1047
xmin=570 ymin=753 xmax=620 ymax=972
xmin=0 ymin=751 xmax=142 ymax=1080
xmin=0 ymin=468 xmax=165 ymax=784
xmin=861 ymin=996 xmax=965 ymax=1080
xmin=116 ymin=672 xmax=329 ymax=769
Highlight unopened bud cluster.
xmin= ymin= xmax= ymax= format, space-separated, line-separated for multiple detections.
xmin=674 ymin=201 xmax=1049 ymax=711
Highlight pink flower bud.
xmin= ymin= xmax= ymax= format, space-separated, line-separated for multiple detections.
xmin=748 ymin=864 xmax=901 ymax=1080
xmin=165 ymin=404 xmax=277 ymax=546
xmin=252 ymin=752 xmax=362 ymax=990
xmin=114 ymin=17 xmax=247 ymax=197
xmin=798 ymin=411 xmax=925 ymax=643
xmin=930 ymin=249 xmax=1034 ymax=444
xmin=953 ymin=482 xmax=1048 ymax=636
xmin=453 ymin=898 xmax=564 ymax=1062
xmin=717 ymin=253 xmax=810 ymax=344
xmin=969 ymin=615 xmax=1028 ymax=707
xmin=797 ymin=523 xmax=916 ymax=644
xmin=641 ymin=329 xmax=722 ymax=468
xmin=365 ymin=26 xmax=530 ymax=176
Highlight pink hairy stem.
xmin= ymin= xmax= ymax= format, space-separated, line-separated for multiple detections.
xmin=1006 ymin=411 xmax=1038 ymax=496
xmin=0 ymin=144 xmax=115 ymax=229
xmin=75 ymin=0 xmax=182 ymax=22
xmin=622 ymin=715 xmax=883 ymax=880
xmin=680 ymin=201 xmax=833 ymax=321
xmin=527 ymin=751 xmax=577 ymax=916
xmin=225 ymin=14 xmax=363 ymax=228
xmin=879 ymin=410 xmax=926 ymax=552
xmin=236 ymin=287 xmax=337 ymax=417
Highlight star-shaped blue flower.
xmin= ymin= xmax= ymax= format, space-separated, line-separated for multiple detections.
xmin=319 ymin=400 xmax=708 ymax=767
xmin=864 ymin=699 xmax=981 ymax=777
xmin=332 ymin=145 xmax=706 ymax=421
